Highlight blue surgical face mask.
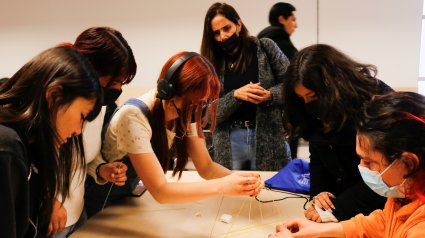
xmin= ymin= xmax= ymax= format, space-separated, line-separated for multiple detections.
xmin=358 ymin=162 xmax=406 ymax=198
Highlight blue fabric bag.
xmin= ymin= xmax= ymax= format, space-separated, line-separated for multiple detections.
xmin=265 ymin=158 xmax=310 ymax=194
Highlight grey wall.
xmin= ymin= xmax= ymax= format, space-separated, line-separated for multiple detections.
xmin=0 ymin=0 xmax=422 ymax=94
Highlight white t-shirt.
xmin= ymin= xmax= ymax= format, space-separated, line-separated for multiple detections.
xmin=102 ymin=89 xmax=176 ymax=162
xmin=61 ymin=106 xmax=107 ymax=226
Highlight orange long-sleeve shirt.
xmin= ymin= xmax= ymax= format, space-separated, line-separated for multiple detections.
xmin=341 ymin=198 xmax=425 ymax=237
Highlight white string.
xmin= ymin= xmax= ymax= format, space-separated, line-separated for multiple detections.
xmin=102 ymin=182 xmax=114 ymax=210
xmin=101 ymin=162 xmax=123 ymax=210
xmin=28 ymin=216 xmax=38 ymax=238
xmin=210 ymin=195 xmax=224 ymax=237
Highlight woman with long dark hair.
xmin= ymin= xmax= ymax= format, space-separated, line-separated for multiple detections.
xmin=0 ymin=46 xmax=102 ymax=237
xmin=200 ymin=2 xmax=291 ymax=171
xmin=50 ymin=26 xmax=137 ymax=237
xmin=282 ymin=44 xmax=392 ymax=222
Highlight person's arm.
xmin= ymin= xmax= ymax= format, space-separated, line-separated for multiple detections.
xmin=87 ymin=155 xmax=109 ymax=184
xmin=269 ymin=218 xmax=345 ymax=238
xmin=215 ymin=88 xmax=242 ymax=124
xmin=340 ymin=204 xmax=386 ymax=237
xmin=48 ymin=198 xmax=67 ymax=236
xmin=109 ymin=105 xmax=262 ymax=203
xmin=308 ymin=141 xmax=335 ymax=197
xmin=185 ymin=133 xmax=231 ymax=179
xmin=258 ymin=38 xmax=290 ymax=106
xmin=128 ymin=152 xmax=262 ymax=204
xmin=304 ymin=140 xmax=338 ymax=222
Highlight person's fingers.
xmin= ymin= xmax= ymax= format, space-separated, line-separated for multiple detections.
xmin=304 ymin=206 xmax=315 ymax=216
xmin=239 ymin=175 xmax=258 ymax=184
xmin=313 ymin=196 xmax=329 ymax=210
xmin=51 ymin=221 xmax=59 ymax=235
xmin=114 ymin=172 xmax=127 ymax=180
xmin=114 ymin=181 xmax=126 ymax=186
xmin=60 ymin=219 xmax=66 ymax=233
xmin=314 ymin=192 xmax=334 ymax=211
xmin=115 ymin=175 xmax=128 ymax=183
xmin=314 ymin=215 xmax=322 ymax=223
xmin=48 ymin=223 xmax=53 ymax=236
xmin=304 ymin=208 xmax=317 ymax=220
xmin=276 ymin=223 xmax=286 ymax=232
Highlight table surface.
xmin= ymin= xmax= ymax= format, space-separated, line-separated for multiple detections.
xmin=72 ymin=171 xmax=308 ymax=238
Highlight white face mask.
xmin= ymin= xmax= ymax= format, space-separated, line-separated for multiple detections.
xmin=358 ymin=162 xmax=406 ymax=198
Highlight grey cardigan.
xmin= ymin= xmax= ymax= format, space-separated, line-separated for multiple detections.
xmin=212 ymin=37 xmax=291 ymax=171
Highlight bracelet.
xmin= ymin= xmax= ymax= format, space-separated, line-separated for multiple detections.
xmin=95 ymin=162 xmax=108 ymax=179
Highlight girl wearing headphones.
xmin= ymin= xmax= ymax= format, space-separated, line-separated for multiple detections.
xmin=98 ymin=51 xmax=263 ymax=206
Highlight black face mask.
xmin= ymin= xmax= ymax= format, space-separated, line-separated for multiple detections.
xmin=305 ymin=100 xmax=321 ymax=120
xmin=217 ymin=32 xmax=240 ymax=53
xmin=103 ymin=88 xmax=122 ymax=106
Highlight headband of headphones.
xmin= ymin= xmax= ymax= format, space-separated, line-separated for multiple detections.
xmin=157 ymin=52 xmax=199 ymax=100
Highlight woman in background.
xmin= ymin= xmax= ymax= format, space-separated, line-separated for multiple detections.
xmin=200 ymin=2 xmax=291 ymax=171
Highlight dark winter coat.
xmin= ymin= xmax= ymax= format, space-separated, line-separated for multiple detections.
xmin=212 ymin=37 xmax=291 ymax=171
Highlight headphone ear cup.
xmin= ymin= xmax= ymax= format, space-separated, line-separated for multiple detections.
xmin=157 ymin=79 xmax=175 ymax=100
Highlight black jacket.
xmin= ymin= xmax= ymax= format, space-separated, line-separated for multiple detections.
xmin=0 ymin=124 xmax=50 ymax=238
xmin=0 ymin=125 xmax=30 ymax=238
xmin=257 ymin=26 xmax=298 ymax=60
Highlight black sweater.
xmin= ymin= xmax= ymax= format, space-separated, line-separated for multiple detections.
xmin=0 ymin=125 xmax=49 ymax=237
xmin=306 ymin=80 xmax=393 ymax=220
xmin=0 ymin=125 xmax=30 ymax=237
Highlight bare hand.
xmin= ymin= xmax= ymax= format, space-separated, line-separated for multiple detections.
xmin=305 ymin=192 xmax=335 ymax=222
xmin=48 ymin=198 xmax=67 ymax=236
xmin=270 ymin=218 xmax=324 ymax=238
xmin=268 ymin=223 xmax=294 ymax=238
xmin=220 ymin=171 xmax=264 ymax=196
xmin=304 ymin=201 xmax=322 ymax=222
xmin=99 ymin=162 xmax=128 ymax=186
xmin=234 ymin=82 xmax=271 ymax=104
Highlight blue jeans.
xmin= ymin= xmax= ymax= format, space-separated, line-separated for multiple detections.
xmin=230 ymin=126 xmax=256 ymax=170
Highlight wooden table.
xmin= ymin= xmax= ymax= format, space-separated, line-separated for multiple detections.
xmin=72 ymin=171 xmax=308 ymax=238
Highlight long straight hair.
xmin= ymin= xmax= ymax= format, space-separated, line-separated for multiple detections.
xmin=200 ymin=2 xmax=255 ymax=75
xmin=0 ymin=46 xmax=102 ymax=223
xmin=152 ymin=52 xmax=220 ymax=178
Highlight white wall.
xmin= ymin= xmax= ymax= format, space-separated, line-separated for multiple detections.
xmin=0 ymin=0 xmax=422 ymax=100
xmin=319 ymin=0 xmax=422 ymax=91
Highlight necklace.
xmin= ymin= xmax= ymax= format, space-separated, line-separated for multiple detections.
xmin=228 ymin=61 xmax=235 ymax=69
